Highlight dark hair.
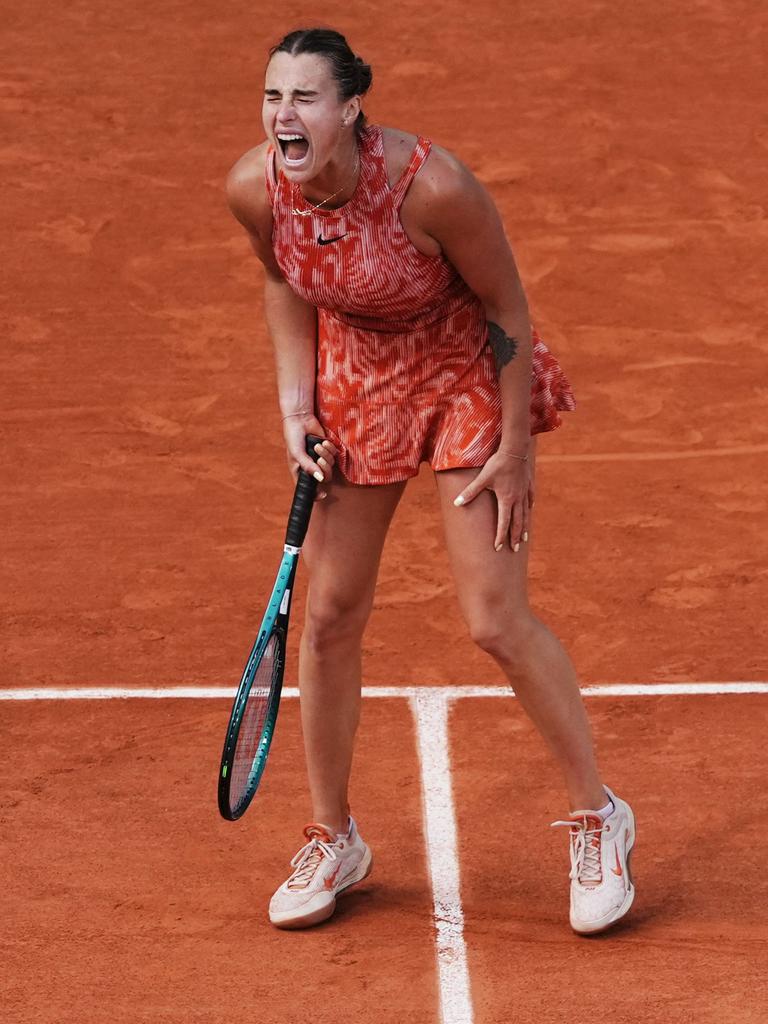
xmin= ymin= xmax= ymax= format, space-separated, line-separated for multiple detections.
xmin=269 ymin=28 xmax=373 ymax=136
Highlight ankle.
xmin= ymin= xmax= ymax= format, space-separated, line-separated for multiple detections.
xmin=314 ymin=814 xmax=350 ymax=837
xmin=568 ymin=786 xmax=609 ymax=813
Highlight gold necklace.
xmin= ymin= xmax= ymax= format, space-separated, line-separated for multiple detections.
xmin=291 ymin=149 xmax=360 ymax=217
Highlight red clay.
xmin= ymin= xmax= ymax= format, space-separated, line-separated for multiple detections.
xmin=1 ymin=699 xmax=437 ymax=1023
xmin=2 ymin=0 xmax=767 ymax=1022
xmin=452 ymin=695 xmax=768 ymax=1023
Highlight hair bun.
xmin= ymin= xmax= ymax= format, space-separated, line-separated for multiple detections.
xmin=354 ymin=55 xmax=373 ymax=94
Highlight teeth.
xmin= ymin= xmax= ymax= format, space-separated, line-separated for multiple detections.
xmin=277 ymin=133 xmax=305 ymax=141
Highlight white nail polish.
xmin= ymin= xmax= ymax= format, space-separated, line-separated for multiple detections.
xmin=454 ymin=495 xmax=465 ymax=507
xmin=313 ymin=471 xmax=323 ymax=481
xmin=523 ymin=532 xmax=529 ymax=542
xmin=495 ymin=543 xmax=503 ymax=552
xmin=514 ymin=542 xmax=520 ymax=552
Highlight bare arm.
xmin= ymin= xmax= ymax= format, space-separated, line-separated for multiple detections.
xmin=409 ymin=150 xmax=535 ymax=549
xmin=413 ymin=149 xmax=533 ymax=456
xmin=225 ymin=146 xmax=335 ymax=484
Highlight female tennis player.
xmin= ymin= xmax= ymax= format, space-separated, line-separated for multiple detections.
xmin=226 ymin=28 xmax=636 ymax=934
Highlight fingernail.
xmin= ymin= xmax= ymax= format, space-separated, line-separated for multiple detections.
xmin=454 ymin=495 xmax=465 ymax=507
xmin=523 ymin=531 xmax=529 ymax=542
xmin=495 ymin=543 xmax=503 ymax=552
xmin=514 ymin=542 xmax=520 ymax=552
xmin=313 ymin=471 xmax=323 ymax=482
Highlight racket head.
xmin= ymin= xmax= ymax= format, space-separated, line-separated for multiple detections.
xmin=217 ymin=624 xmax=287 ymax=820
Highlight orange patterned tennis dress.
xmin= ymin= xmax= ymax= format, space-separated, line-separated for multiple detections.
xmin=265 ymin=124 xmax=575 ymax=485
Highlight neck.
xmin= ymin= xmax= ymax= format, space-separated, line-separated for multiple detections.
xmin=299 ymin=137 xmax=360 ymax=209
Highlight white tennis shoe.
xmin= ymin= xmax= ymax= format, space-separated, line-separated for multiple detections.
xmin=268 ymin=818 xmax=373 ymax=929
xmin=551 ymin=786 xmax=636 ymax=934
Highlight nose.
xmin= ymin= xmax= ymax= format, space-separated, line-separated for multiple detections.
xmin=275 ymin=99 xmax=298 ymax=124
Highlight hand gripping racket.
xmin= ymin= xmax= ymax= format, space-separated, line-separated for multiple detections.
xmin=217 ymin=435 xmax=323 ymax=821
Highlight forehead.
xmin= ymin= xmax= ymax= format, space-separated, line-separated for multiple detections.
xmin=265 ymin=51 xmax=336 ymax=93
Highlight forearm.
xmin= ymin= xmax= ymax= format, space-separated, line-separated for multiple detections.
xmin=485 ymin=291 xmax=533 ymax=454
xmin=263 ymin=273 xmax=318 ymax=417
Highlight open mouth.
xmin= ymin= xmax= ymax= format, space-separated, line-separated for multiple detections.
xmin=276 ymin=132 xmax=310 ymax=165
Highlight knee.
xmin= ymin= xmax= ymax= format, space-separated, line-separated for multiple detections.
xmin=303 ymin=588 xmax=371 ymax=655
xmin=467 ymin=609 xmax=537 ymax=666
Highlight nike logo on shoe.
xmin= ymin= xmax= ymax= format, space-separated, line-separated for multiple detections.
xmin=611 ymin=847 xmax=623 ymax=877
xmin=324 ymin=865 xmax=343 ymax=890
xmin=318 ymin=233 xmax=347 ymax=245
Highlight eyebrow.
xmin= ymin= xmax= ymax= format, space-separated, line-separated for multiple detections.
xmin=264 ymin=88 xmax=319 ymax=98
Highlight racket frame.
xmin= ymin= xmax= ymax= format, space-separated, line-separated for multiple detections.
xmin=217 ymin=435 xmax=324 ymax=821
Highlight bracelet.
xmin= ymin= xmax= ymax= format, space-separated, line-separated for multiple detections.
xmin=498 ymin=449 xmax=529 ymax=463
xmin=281 ymin=410 xmax=312 ymax=421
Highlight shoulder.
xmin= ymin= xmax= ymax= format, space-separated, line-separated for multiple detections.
xmin=378 ymin=125 xmax=420 ymax=188
xmin=377 ymin=125 xmax=483 ymax=202
xmin=412 ymin=142 xmax=490 ymax=212
xmin=225 ymin=140 xmax=273 ymax=237
xmin=404 ymin=141 xmax=501 ymax=245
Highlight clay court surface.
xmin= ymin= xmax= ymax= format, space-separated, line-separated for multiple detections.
xmin=2 ymin=1 xmax=767 ymax=1022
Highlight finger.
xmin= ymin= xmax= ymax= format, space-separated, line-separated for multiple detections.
xmin=318 ymin=439 xmax=338 ymax=458
xmin=453 ymin=475 xmax=487 ymax=508
xmin=494 ymin=500 xmax=512 ymax=551
xmin=295 ymin=451 xmax=325 ymax=480
xmin=521 ymin=497 xmax=531 ymax=546
xmin=509 ymin=499 xmax=524 ymax=551
xmin=314 ymin=450 xmax=336 ymax=475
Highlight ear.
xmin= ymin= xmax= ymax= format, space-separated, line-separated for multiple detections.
xmin=343 ymin=96 xmax=361 ymax=124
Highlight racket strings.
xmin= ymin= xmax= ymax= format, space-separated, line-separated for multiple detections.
xmin=229 ymin=634 xmax=283 ymax=809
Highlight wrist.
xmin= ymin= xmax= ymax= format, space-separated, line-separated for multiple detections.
xmin=497 ymin=449 xmax=529 ymax=463
xmin=281 ymin=409 xmax=313 ymax=421
xmin=497 ymin=434 xmax=530 ymax=461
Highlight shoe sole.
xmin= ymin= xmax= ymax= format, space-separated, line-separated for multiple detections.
xmin=571 ymin=804 xmax=636 ymax=936
xmin=269 ymin=847 xmax=374 ymax=930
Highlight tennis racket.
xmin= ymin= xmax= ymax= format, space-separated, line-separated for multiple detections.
xmin=217 ymin=434 xmax=324 ymax=821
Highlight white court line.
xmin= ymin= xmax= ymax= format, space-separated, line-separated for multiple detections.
xmin=539 ymin=444 xmax=768 ymax=463
xmin=0 ymin=681 xmax=766 ymax=700
xmin=411 ymin=690 xmax=474 ymax=1024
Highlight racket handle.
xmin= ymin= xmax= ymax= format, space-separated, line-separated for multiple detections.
xmin=285 ymin=434 xmax=325 ymax=548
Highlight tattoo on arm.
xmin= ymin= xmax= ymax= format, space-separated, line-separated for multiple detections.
xmin=487 ymin=322 xmax=519 ymax=373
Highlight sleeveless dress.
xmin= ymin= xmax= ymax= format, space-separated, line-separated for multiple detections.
xmin=265 ymin=124 xmax=575 ymax=485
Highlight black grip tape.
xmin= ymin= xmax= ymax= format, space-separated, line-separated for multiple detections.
xmin=285 ymin=434 xmax=325 ymax=548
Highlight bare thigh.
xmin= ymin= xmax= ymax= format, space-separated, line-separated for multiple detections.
xmin=302 ymin=474 xmax=407 ymax=633
xmin=434 ymin=439 xmax=538 ymax=640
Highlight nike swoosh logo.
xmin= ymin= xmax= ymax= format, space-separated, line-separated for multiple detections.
xmin=318 ymin=233 xmax=347 ymax=246
xmin=611 ymin=847 xmax=623 ymax=877
xmin=324 ymin=865 xmax=343 ymax=890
